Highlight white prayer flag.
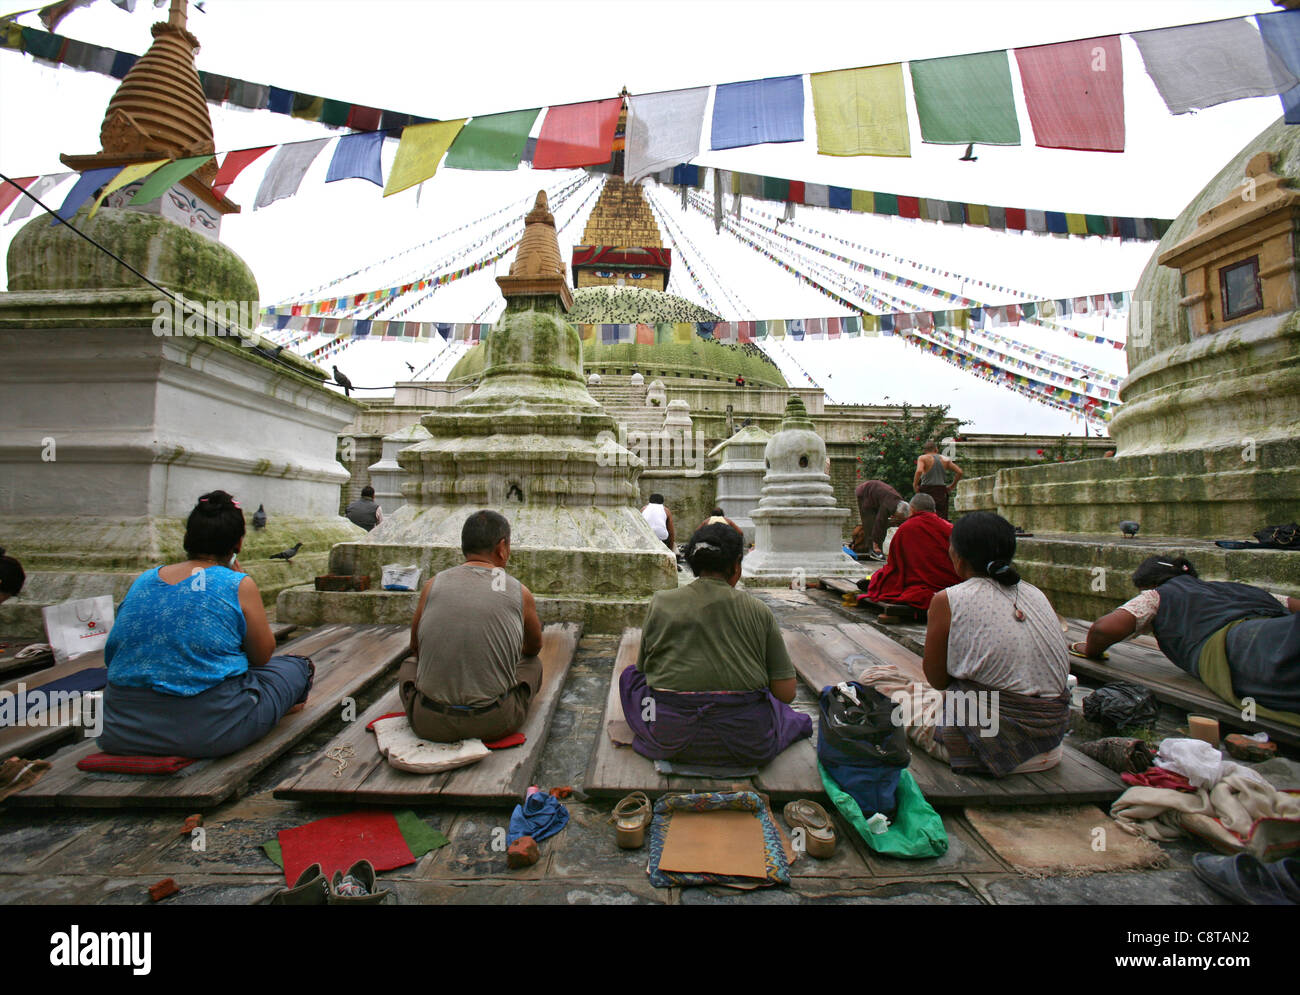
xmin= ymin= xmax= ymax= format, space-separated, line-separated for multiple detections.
xmin=253 ymin=138 xmax=330 ymax=210
xmin=624 ymin=87 xmax=709 ymax=183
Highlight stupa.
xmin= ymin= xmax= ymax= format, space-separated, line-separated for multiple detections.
xmin=742 ymin=396 xmax=867 ymax=584
xmin=0 ymin=0 xmax=361 ymax=636
xmin=278 ymin=191 xmax=678 ymax=632
xmin=709 ymin=424 xmax=773 ymax=542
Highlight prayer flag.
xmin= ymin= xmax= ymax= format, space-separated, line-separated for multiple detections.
xmin=654 ymin=323 xmax=673 ymax=344
xmin=327 ymin=131 xmax=385 ymax=186
xmin=636 ymin=323 xmax=655 ymax=345
xmin=533 ymin=98 xmax=622 ymax=169
xmin=1015 ymin=37 xmax=1124 ymax=151
xmin=624 ymin=87 xmax=708 ymax=181
xmin=810 ymin=64 xmax=910 ymax=157
xmin=87 ymin=159 xmax=166 ymax=218
xmin=52 ymin=166 xmax=121 ymax=223
xmin=129 ymin=154 xmax=213 ymax=205
xmin=0 ymin=176 xmax=37 ymax=216
xmin=254 ymin=138 xmax=330 ymax=209
xmin=710 ymin=75 xmax=804 ymax=151
xmin=1132 ymin=18 xmax=1298 ymax=114
xmin=1258 ymin=10 xmax=1300 ymax=123
xmin=211 ymin=147 xmax=272 ymax=197
xmin=673 ymin=322 xmax=694 ymax=343
xmin=445 ymin=109 xmax=539 ymax=170
xmin=384 ymin=119 xmax=466 ymax=196
xmin=909 ymin=52 xmax=1021 ymax=145
xmin=6 ymin=172 xmax=68 ymax=223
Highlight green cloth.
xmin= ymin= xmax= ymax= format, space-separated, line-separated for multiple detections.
xmin=320 ymin=99 xmax=351 ymax=128
xmin=873 ymin=192 xmax=899 ymax=216
xmin=637 ymin=577 xmax=794 ymax=692
xmin=763 ymin=175 xmax=790 ymax=201
xmin=819 ymin=763 xmax=948 ymax=859
xmin=129 ymin=155 xmax=214 ymax=205
xmin=261 ymin=810 xmax=450 ymax=867
xmin=909 ymin=51 xmax=1021 ymax=146
xmin=445 ymin=109 xmax=540 ymax=170
xmin=1199 ymin=621 xmax=1300 ymax=729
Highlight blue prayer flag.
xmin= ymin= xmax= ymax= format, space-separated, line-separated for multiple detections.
xmin=326 ymin=131 xmax=385 ymax=186
xmin=710 ymin=75 xmax=805 ymax=151
xmin=268 ymin=87 xmax=294 ymax=115
xmin=1259 ymin=11 xmax=1300 ymax=123
xmin=51 ymin=167 xmax=121 ymax=224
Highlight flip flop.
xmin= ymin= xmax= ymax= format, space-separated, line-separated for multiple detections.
xmin=610 ymin=791 xmax=651 ymax=849
xmin=1192 ymin=853 xmax=1293 ymax=905
xmin=1068 ymin=642 xmax=1108 ymax=661
xmin=783 ymin=799 xmax=836 ymax=859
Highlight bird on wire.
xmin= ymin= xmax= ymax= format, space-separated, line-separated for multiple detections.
xmin=333 ymin=366 xmax=354 ymax=397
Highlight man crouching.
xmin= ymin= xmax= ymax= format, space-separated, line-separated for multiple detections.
xmin=398 ymin=510 xmax=543 ymax=742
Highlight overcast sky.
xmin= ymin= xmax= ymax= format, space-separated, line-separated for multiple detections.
xmin=0 ymin=0 xmax=1285 ymax=434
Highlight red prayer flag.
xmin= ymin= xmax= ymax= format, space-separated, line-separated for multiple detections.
xmin=212 ymin=147 xmax=273 ymax=197
xmin=0 ymin=175 xmax=37 ymax=215
xmin=635 ymin=323 xmax=655 ymax=344
xmin=1015 ymin=37 xmax=1124 ymax=152
xmin=787 ymin=180 xmax=805 ymax=204
xmin=1004 ymin=207 xmax=1027 ymax=230
xmin=533 ymin=98 xmax=622 ymax=169
xmin=346 ymin=105 xmax=383 ymax=131
xmin=898 ymin=195 xmax=921 ymax=219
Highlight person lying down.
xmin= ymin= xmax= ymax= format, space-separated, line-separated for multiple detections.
xmin=619 ymin=523 xmax=812 ymax=767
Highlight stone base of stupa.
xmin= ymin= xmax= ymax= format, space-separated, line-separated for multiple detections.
xmin=742 ymin=507 xmax=867 ymax=585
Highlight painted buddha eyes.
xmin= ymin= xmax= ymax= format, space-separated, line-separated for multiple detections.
xmin=594 ymin=270 xmax=648 ymax=280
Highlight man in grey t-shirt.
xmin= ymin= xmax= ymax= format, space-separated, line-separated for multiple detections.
xmin=345 ymin=485 xmax=384 ymax=531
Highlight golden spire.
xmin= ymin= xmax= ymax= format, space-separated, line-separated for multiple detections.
xmin=62 ymin=0 xmax=219 ymax=188
xmin=496 ymin=191 xmax=575 ymax=311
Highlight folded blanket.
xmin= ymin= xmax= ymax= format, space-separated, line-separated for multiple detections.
xmin=370 ymin=714 xmax=489 ymax=774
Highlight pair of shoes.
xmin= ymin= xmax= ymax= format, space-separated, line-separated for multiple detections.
xmin=783 ymin=799 xmax=837 ymax=859
xmin=610 ymin=791 xmax=652 ymax=849
xmin=269 ymin=863 xmax=330 ymax=905
xmin=329 ymin=859 xmax=392 ymax=905
xmin=1192 ymin=853 xmax=1299 ymax=905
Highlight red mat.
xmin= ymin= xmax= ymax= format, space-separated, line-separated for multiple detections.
xmin=276 ymin=811 xmax=415 ymax=887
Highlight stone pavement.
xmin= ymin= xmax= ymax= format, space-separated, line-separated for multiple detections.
xmin=0 ymin=594 xmax=1235 ymax=906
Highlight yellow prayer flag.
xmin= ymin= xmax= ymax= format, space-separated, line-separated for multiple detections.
xmin=966 ymin=203 xmax=989 ymax=227
xmin=291 ymin=96 xmax=324 ymax=121
xmin=768 ymin=319 xmax=786 ymax=339
xmin=861 ymin=314 xmax=880 ymax=335
xmin=580 ymin=323 xmax=596 ymax=343
xmin=851 ymin=189 xmax=873 ymax=213
xmin=673 ymin=322 xmax=694 ymax=344
xmin=383 ymin=119 xmax=467 ymax=197
xmin=1065 ymin=213 xmax=1087 ymax=235
xmin=88 ymin=160 xmax=169 ymax=219
xmin=810 ymin=65 xmax=911 ymax=157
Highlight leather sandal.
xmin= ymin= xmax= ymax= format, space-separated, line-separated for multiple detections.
xmin=269 ymin=862 xmax=329 ymax=906
xmin=783 ymin=799 xmax=837 ymax=859
xmin=610 ymin=791 xmax=652 ymax=849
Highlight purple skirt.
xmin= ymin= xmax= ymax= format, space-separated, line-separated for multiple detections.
xmin=619 ymin=665 xmax=812 ymax=767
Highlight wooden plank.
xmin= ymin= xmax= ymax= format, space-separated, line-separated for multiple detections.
xmin=582 ymin=629 xmax=822 ymax=802
xmin=1062 ymin=619 xmax=1300 ymax=749
xmin=5 ymin=624 xmax=410 ymax=809
xmin=274 ymin=623 xmax=582 ymax=807
xmin=0 ymin=653 xmax=104 ymax=759
xmin=270 ymin=622 xmax=297 ymax=643
xmin=784 ymin=623 xmax=1124 ymax=807
xmin=818 ymin=577 xmax=860 ymax=596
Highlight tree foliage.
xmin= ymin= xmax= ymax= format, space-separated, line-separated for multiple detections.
xmin=856 ymin=404 xmax=966 ymax=496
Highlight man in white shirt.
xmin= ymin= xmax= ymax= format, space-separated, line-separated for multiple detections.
xmin=641 ymin=493 xmax=676 ymax=551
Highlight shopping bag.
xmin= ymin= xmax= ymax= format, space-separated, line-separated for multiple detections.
xmin=42 ymin=595 xmax=114 ymax=663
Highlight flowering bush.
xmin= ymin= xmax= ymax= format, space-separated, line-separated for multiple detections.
xmin=856 ymin=403 xmax=965 ymax=496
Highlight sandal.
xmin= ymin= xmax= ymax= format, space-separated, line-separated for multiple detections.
xmin=1192 ymin=853 xmax=1293 ymax=906
xmin=610 ymin=791 xmax=651 ymax=849
xmin=783 ymin=799 xmax=837 ymax=859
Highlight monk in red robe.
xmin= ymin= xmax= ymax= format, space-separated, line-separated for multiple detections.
xmin=860 ymin=493 xmax=961 ymax=623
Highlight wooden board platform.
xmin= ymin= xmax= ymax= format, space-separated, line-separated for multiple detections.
xmin=787 ymin=622 xmax=1127 ymax=807
xmin=582 ymin=629 xmax=824 ymax=802
xmin=273 ymin=623 xmax=581 ymax=807
xmin=1061 ymin=618 xmax=1300 ymax=749
xmin=0 ymin=652 xmax=104 ymax=759
xmin=4 ymin=624 xmax=411 ymax=809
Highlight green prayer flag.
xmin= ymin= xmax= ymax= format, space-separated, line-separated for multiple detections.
xmin=130 ymin=155 xmax=214 ymax=205
xmin=873 ymin=192 xmax=899 ymax=216
xmin=1086 ymin=214 xmax=1109 ymax=235
xmin=762 ymin=175 xmax=789 ymax=201
xmin=909 ymin=52 xmax=1021 ymax=146
xmin=654 ymin=323 xmax=674 ymax=344
xmin=445 ymin=109 xmax=540 ymax=170
xmin=320 ymin=99 xmax=350 ymax=127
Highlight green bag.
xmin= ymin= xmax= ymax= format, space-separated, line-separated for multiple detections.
xmin=819 ymin=762 xmax=948 ymax=859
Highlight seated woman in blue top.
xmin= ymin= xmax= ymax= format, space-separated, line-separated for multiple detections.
xmin=99 ymin=490 xmax=313 ymax=758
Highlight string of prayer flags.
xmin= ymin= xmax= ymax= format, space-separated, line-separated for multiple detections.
xmin=1132 ymin=17 xmax=1298 ymax=114
xmin=1015 ymin=37 xmax=1125 ymax=152
xmin=5 ymin=172 xmax=69 ymax=223
xmin=384 ymin=119 xmax=466 ymax=196
xmin=909 ymin=52 xmax=1021 ymax=145
xmin=0 ymin=175 xmax=37 ymax=216
xmin=533 ymin=98 xmax=622 ymax=169
xmin=710 ymin=75 xmax=804 ymax=151
xmin=810 ymin=64 xmax=910 ymax=157
xmin=52 ymin=166 xmax=119 ymax=222
xmin=212 ymin=147 xmax=272 ymax=197
xmin=254 ymin=138 xmax=330 ymax=209
xmin=326 ymin=130 xmax=385 ymax=186
xmin=1256 ymin=10 xmax=1300 ymax=124
xmin=87 ymin=158 xmax=167 ymax=218
xmin=444 ymin=109 xmax=539 ymax=171
xmin=129 ymin=154 xmax=213 ymax=205
xmin=624 ymin=87 xmax=709 ymax=182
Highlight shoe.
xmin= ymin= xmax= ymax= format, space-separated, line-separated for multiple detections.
xmin=1265 ymin=857 xmax=1300 ymax=904
xmin=1192 ymin=852 xmax=1293 ymax=905
xmin=783 ymin=799 xmax=837 ymax=860
xmin=327 ymin=859 xmax=392 ymax=905
xmin=269 ymin=862 xmax=329 ymax=906
xmin=610 ymin=791 xmax=652 ymax=849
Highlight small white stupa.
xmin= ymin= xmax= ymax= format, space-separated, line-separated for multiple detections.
xmin=742 ymin=396 xmax=867 ymax=585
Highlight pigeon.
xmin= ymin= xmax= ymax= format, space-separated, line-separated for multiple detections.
xmin=405 ymin=362 xmax=416 ymax=373
xmin=270 ymin=542 xmax=303 ymax=561
xmin=332 ymin=366 xmax=353 ymax=397
xmin=959 ymin=143 xmax=978 ymax=162
xmin=1120 ymin=521 xmax=1140 ymax=539
xmin=252 ymin=504 xmax=267 ymax=530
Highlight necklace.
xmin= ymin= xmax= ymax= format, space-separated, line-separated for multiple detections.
xmin=987 ymin=578 xmax=1027 ymax=622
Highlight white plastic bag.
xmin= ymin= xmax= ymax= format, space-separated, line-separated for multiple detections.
xmin=381 ymin=564 xmax=421 ymax=591
xmin=1155 ymin=737 xmax=1268 ymax=790
xmin=42 ymin=595 xmax=114 ymax=663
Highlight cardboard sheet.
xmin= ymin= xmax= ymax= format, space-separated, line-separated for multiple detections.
xmin=658 ymin=809 xmax=768 ymax=878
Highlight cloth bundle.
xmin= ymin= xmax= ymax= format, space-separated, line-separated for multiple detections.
xmin=1079 ymin=736 xmax=1156 ymax=774
xmin=370 ymin=714 xmax=489 ymax=774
